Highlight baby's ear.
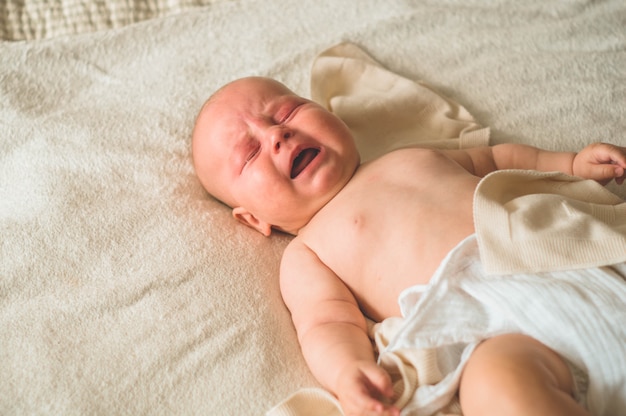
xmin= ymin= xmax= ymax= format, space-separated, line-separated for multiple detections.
xmin=232 ymin=207 xmax=272 ymax=237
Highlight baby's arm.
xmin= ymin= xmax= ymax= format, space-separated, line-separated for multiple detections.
xmin=445 ymin=142 xmax=626 ymax=184
xmin=280 ymin=239 xmax=399 ymax=416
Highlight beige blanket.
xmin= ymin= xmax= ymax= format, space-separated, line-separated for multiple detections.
xmin=1 ymin=1 xmax=625 ymax=415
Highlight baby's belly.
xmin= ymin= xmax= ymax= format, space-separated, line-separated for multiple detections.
xmin=343 ymin=224 xmax=475 ymax=321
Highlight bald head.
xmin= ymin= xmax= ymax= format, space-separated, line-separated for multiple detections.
xmin=192 ymin=78 xmax=286 ymax=205
xmin=191 ymin=76 xmax=359 ymax=235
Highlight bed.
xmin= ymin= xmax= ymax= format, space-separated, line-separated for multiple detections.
xmin=1 ymin=1 xmax=624 ymax=415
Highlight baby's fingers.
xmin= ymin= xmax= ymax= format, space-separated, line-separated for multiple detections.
xmin=588 ymin=163 xmax=625 ymax=185
xmin=574 ymin=145 xmax=626 ymax=184
xmin=343 ymin=384 xmax=399 ymax=416
xmin=338 ymin=364 xmax=400 ymax=416
xmin=615 ymin=167 xmax=625 ymax=185
xmin=591 ymin=143 xmax=626 ymax=165
xmin=362 ymin=367 xmax=400 ymax=415
xmin=362 ymin=364 xmax=396 ymax=399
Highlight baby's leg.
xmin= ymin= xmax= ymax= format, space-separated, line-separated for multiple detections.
xmin=458 ymin=333 xmax=590 ymax=416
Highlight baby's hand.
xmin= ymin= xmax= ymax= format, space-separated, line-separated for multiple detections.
xmin=335 ymin=360 xmax=400 ymax=416
xmin=573 ymin=142 xmax=626 ymax=185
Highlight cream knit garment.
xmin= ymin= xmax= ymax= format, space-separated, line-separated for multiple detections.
xmin=310 ymin=42 xmax=490 ymax=161
xmin=474 ymin=169 xmax=626 ymax=275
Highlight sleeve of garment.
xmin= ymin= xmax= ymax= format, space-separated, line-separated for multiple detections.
xmin=473 ymin=169 xmax=626 ymax=275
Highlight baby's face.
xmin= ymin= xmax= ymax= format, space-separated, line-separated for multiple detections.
xmin=192 ymin=77 xmax=360 ymax=235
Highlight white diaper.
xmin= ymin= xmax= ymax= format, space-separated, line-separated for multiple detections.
xmin=383 ymin=235 xmax=626 ymax=416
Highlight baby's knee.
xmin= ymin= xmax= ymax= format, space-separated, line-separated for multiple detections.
xmin=459 ymin=334 xmax=582 ymax=416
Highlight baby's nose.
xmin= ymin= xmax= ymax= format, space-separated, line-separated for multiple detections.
xmin=272 ymin=129 xmax=292 ymax=152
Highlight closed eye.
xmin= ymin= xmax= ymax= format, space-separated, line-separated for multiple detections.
xmin=244 ymin=145 xmax=260 ymax=165
xmin=277 ymin=102 xmax=303 ymax=124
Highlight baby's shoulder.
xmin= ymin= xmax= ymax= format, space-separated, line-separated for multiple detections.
xmin=360 ymin=147 xmax=461 ymax=180
xmin=368 ymin=146 xmax=452 ymax=166
xmin=281 ymin=236 xmax=318 ymax=269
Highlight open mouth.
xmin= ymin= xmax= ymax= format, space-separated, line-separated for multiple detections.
xmin=290 ymin=148 xmax=320 ymax=179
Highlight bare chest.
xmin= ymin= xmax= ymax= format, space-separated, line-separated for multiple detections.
xmin=300 ymin=152 xmax=478 ymax=320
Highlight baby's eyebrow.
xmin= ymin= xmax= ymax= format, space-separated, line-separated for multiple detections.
xmin=265 ymin=94 xmax=294 ymax=118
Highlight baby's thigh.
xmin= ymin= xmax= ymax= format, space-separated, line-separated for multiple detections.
xmin=458 ymin=333 xmax=584 ymax=416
